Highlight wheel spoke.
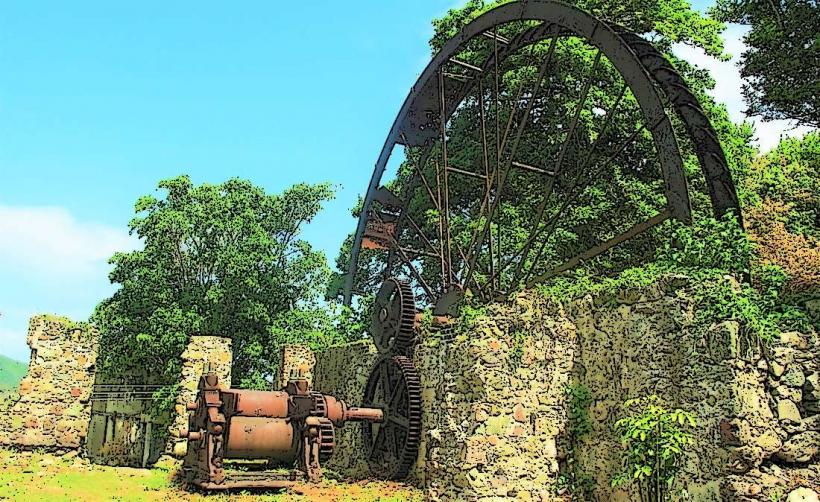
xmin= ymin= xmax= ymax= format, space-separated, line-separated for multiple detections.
xmin=511 ymin=49 xmax=603 ymax=285
xmin=371 ymin=211 xmax=436 ymax=299
xmin=462 ymin=29 xmax=559 ymax=292
xmin=526 ymin=208 xmax=672 ymax=286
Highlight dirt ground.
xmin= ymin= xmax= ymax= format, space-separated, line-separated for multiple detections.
xmin=0 ymin=449 xmax=423 ymax=501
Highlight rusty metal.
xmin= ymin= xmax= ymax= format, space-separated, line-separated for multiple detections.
xmin=370 ymin=277 xmax=417 ymax=355
xmin=362 ymin=355 xmax=422 ymax=480
xmin=181 ymin=374 xmax=383 ymax=490
xmin=342 ymin=0 xmax=743 ymax=314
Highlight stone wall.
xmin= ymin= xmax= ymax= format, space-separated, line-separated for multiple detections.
xmin=312 ymin=276 xmax=819 ymax=501
xmin=0 ymin=315 xmax=98 ymax=452
xmin=313 ymin=340 xmax=379 ymax=476
xmin=167 ymin=335 xmax=232 ymax=457
xmin=86 ymin=335 xmax=233 ymax=465
xmin=277 ymin=344 xmax=317 ymax=389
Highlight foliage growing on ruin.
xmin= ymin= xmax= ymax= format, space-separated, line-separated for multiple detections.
xmin=557 ymin=383 xmax=596 ymax=499
xmin=612 ymin=395 xmax=696 ymax=502
xmin=94 ymin=175 xmax=358 ymax=392
xmin=566 ymin=383 xmax=594 ymax=439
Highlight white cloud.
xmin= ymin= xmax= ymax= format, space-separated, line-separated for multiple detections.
xmin=0 ymin=205 xmax=138 ymax=278
xmin=0 ymin=205 xmax=138 ymax=362
xmin=672 ymin=24 xmax=813 ymax=152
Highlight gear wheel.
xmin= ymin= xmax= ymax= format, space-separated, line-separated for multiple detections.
xmin=362 ymin=355 xmax=422 ymax=480
xmin=317 ymin=417 xmax=335 ymax=463
xmin=370 ymin=278 xmax=416 ymax=355
xmin=311 ymin=392 xmax=327 ymax=418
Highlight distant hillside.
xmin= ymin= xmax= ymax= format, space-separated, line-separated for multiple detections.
xmin=0 ymin=354 xmax=27 ymax=391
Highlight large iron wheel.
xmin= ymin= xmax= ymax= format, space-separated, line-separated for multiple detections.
xmin=342 ymin=0 xmax=741 ymax=312
xmin=362 ymin=355 xmax=422 ymax=480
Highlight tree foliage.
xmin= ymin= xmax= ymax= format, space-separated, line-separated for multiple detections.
xmin=711 ymin=0 xmax=820 ymax=127
xmin=742 ymin=131 xmax=820 ymax=296
xmin=94 ymin=175 xmax=350 ymax=389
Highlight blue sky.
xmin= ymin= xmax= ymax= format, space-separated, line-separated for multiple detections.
xmin=0 ymin=1 xmax=809 ymax=362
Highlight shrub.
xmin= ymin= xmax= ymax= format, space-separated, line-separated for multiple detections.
xmin=612 ymin=395 xmax=696 ymax=502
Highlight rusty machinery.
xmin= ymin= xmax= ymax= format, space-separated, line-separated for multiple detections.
xmin=341 ymin=0 xmax=743 ymax=482
xmin=180 ymin=374 xmax=383 ymax=489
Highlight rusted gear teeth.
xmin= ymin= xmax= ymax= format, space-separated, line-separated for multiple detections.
xmin=311 ymin=392 xmax=328 ymax=417
xmin=317 ymin=418 xmax=335 ymax=463
xmin=362 ymin=355 xmax=422 ymax=480
xmin=371 ymin=278 xmax=417 ymax=355
xmin=393 ymin=280 xmax=418 ymax=355
xmin=393 ymin=355 xmax=422 ymax=480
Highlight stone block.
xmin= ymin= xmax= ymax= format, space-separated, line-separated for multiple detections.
xmin=776 ymin=431 xmax=820 ymax=463
xmin=778 ymin=399 xmax=802 ymax=423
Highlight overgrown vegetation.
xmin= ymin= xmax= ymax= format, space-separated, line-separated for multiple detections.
xmin=94 ymin=176 xmax=364 ymax=421
xmin=556 ymin=383 xmax=596 ymax=499
xmin=611 ymin=396 xmax=696 ymax=502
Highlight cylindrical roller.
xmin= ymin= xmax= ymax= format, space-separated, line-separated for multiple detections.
xmin=322 ymin=395 xmax=384 ymax=424
xmin=224 ymin=416 xmax=298 ymax=460
xmin=344 ymin=407 xmax=384 ymax=422
xmin=230 ymin=390 xmax=290 ymax=418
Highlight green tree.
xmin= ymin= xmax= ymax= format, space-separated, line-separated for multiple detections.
xmin=94 ymin=175 xmax=346 ymax=389
xmin=711 ymin=0 xmax=820 ymax=127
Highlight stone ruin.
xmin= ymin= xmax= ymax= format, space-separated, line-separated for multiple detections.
xmin=0 ymin=276 xmax=817 ymax=501
xmin=86 ymin=335 xmax=232 ymax=466
xmin=311 ymin=276 xmax=819 ymax=501
xmin=0 ymin=315 xmax=98 ymax=452
xmin=0 ymin=315 xmax=233 ymax=467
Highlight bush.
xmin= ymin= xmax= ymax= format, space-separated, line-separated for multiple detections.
xmin=612 ymin=396 xmax=696 ymax=502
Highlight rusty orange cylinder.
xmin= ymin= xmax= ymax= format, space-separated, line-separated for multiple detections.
xmin=229 ymin=390 xmax=290 ymax=418
xmin=224 ymin=416 xmax=298 ymax=460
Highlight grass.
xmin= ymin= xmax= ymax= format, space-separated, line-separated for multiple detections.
xmin=0 ymin=354 xmax=26 ymax=392
xmin=0 ymin=449 xmax=423 ymax=501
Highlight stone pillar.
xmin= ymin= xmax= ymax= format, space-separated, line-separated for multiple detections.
xmin=0 ymin=315 xmax=98 ymax=451
xmin=277 ymin=344 xmax=316 ymax=389
xmin=167 ymin=335 xmax=232 ymax=457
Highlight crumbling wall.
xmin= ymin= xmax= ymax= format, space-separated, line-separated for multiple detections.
xmin=277 ymin=344 xmax=317 ymax=389
xmin=167 ymin=335 xmax=232 ymax=457
xmin=86 ymin=335 xmax=233 ymax=466
xmin=313 ymin=340 xmax=379 ymax=476
xmin=0 ymin=315 xmax=98 ymax=452
xmin=313 ymin=277 xmax=819 ymax=501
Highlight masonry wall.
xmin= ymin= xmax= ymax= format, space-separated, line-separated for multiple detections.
xmin=167 ymin=335 xmax=232 ymax=457
xmin=86 ymin=335 xmax=232 ymax=465
xmin=313 ymin=340 xmax=379 ymax=476
xmin=0 ymin=316 xmax=98 ymax=452
xmin=313 ymin=276 xmax=819 ymax=501
xmin=277 ymin=344 xmax=317 ymax=389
